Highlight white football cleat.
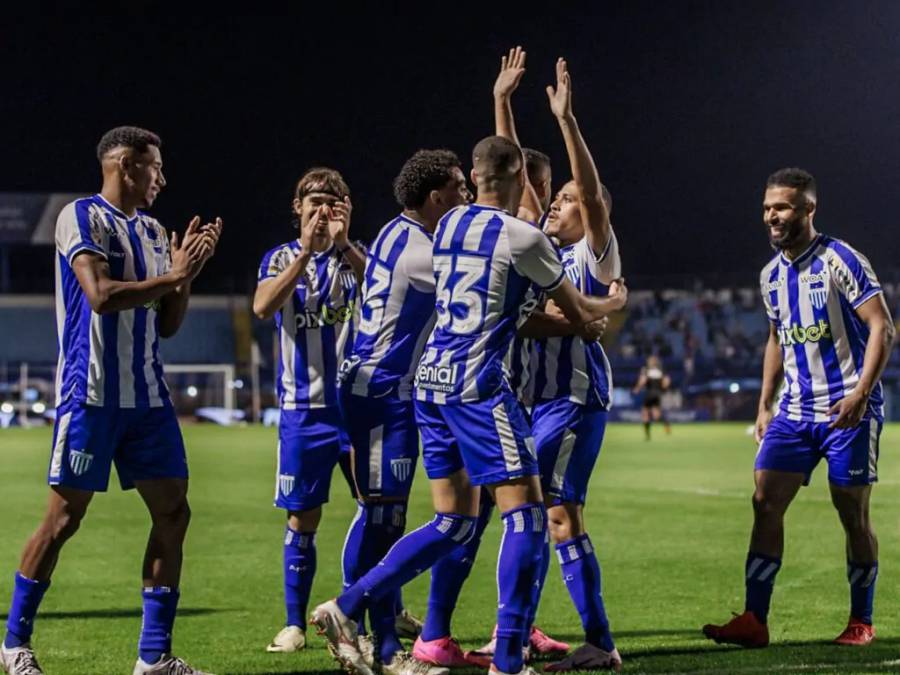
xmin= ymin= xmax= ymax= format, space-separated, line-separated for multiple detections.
xmin=488 ymin=665 xmax=540 ymax=675
xmin=131 ymin=653 xmax=213 ymax=674
xmin=394 ymin=608 xmax=424 ymax=639
xmin=266 ymin=625 xmax=306 ymax=652
xmin=382 ymin=651 xmax=450 ymax=675
xmin=358 ymin=633 xmax=375 ymax=669
xmin=0 ymin=643 xmax=44 ymax=675
xmin=309 ymin=599 xmax=373 ymax=675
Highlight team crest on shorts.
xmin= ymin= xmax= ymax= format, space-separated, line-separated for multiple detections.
xmin=68 ymin=449 xmax=93 ymax=476
xmin=808 ymin=281 xmax=827 ymax=310
xmin=279 ymin=474 xmax=295 ymax=496
xmin=390 ymin=458 xmax=412 ymax=483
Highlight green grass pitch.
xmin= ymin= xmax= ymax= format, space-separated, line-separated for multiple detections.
xmin=1 ymin=422 xmax=899 ymax=674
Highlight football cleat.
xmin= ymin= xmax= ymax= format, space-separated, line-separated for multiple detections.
xmin=702 ymin=610 xmax=769 ymax=648
xmin=358 ymin=634 xmax=375 ymax=669
xmin=266 ymin=625 xmax=306 ymax=652
xmin=395 ymin=608 xmax=425 ymax=639
xmin=309 ymin=599 xmax=373 ymax=675
xmin=381 ymin=650 xmax=450 ymax=675
xmin=544 ymin=643 xmax=621 ymax=672
xmin=0 ymin=643 xmax=44 ymax=675
xmin=131 ymin=653 xmax=213 ymax=674
xmin=834 ymin=618 xmax=875 ymax=646
xmin=465 ymin=627 xmax=529 ymax=668
xmin=487 ymin=665 xmax=541 ymax=675
xmin=411 ymin=635 xmax=472 ymax=668
xmin=527 ymin=625 xmax=570 ymax=656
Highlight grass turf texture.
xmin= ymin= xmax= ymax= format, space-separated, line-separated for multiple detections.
xmin=1 ymin=422 xmax=899 ymax=674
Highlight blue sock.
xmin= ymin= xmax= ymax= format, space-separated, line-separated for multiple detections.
xmin=361 ymin=503 xmax=407 ymax=664
xmin=342 ymin=503 xmax=368 ymax=634
xmin=284 ymin=528 xmax=316 ymax=629
xmin=342 ymin=502 xmax=366 ymax=592
xmin=744 ymin=551 xmax=782 ymax=624
xmin=847 ymin=560 xmax=877 ymax=624
xmin=138 ymin=586 xmax=179 ymax=664
xmin=523 ymin=534 xmax=551 ymax=647
xmin=337 ymin=512 xmax=477 ymax=621
xmin=494 ymin=504 xmax=547 ymax=674
xmin=421 ymin=498 xmax=492 ymax=641
xmin=4 ymin=573 xmax=50 ymax=649
xmin=557 ymin=534 xmax=614 ymax=652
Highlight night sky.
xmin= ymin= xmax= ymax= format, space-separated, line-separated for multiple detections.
xmin=4 ymin=3 xmax=899 ymax=293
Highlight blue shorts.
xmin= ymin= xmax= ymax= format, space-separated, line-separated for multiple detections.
xmin=414 ymin=388 xmax=539 ymax=486
xmin=756 ymin=414 xmax=881 ymax=486
xmin=276 ymin=407 xmax=350 ymax=511
xmin=338 ymin=387 xmax=419 ymax=499
xmin=532 ymin=398 xmax=607 ymax=505
xmin=48 ymin=401 xmax=187 ymax=492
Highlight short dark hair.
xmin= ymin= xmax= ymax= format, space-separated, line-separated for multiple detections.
xmin=522 ymin=147 xmax=550 ymax=177
xmin=393 ymin=149 xmax=462 ymax=209
xmin=472 ymin=136 xmax=523 ymax=186
xmin=766 ymin=167 xmax=816 ymax=202
xmin=96 ymin=126 xmax=161 ymax=162
xmin=294 ymin=167 xmax=350 ymax=201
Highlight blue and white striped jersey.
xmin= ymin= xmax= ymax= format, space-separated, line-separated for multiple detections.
xmin=341 ymin=215 xmax=436 ymax=401
xmin=502 ymin=211 xmax=548 ymax=404
xmin=760 ymin=234 xmax=884 ymax=422
xmin=54 ymin=195 xmax=172 ymax=408
xmin=532 ymin=230 xmax=621 ymax=407
xmin=415 ymin=204 xmax=564 ymax=404
xmin=258 ymin=241 xmax=360 ymax=409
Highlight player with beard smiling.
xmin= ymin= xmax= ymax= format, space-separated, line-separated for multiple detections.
xmin=703 ymin=168 xmax=895 ymax=648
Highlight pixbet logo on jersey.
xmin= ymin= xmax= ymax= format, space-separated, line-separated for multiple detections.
xmin=294 ymin=302 xmax=355 ymax=330
xmin=777 ymin=320 xmax=832 ymax=346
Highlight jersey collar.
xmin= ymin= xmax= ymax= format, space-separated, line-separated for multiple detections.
xmin=93 ymin=194 xmax=134 ymax=221
xmin=779 ymin=233 xmax=823 ymax=267
xmin=399 ymin=213 xmax=432 ymax=239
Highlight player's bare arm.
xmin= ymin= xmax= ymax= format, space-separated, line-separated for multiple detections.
xmin=828 ymin=293 xmax=895 ymax=429
xmin=548 ymin=57 xmax=611 ymax=254
xmin=633 ymin=369 xmax=648 ymax=395
xmin=71 ymin=222 xmax=212 ymax=316
xmin=327 ymin=196 xmax=365 ymax=283
xmin=252 ymin=206 xmax=320 ymax=320
xmin=493 ymin=46 xmax=543 ymax=223
xmin=547 ymin=276 xmax=627 ymax=327
xmin=518 ymin=304 xmax=608 ymax=342
xmin=159 ymin=216 xmax=223 ymax=338
xmin=754 ymin=323 xmax=784 ymax=443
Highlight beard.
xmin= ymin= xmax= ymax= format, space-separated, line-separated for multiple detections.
xmin=767 ymin=214 xmax=806 ymax=250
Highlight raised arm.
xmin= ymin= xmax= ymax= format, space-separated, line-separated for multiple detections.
xmin=547 ymin=57 xmax=610 ymax=255
xmin=328 ymin=196 xmax=366 ymax=282
xmin=253 ymin=207 xmax=319 ymax=321
xmin=828 ymin=293 xmax=896 ymax=429
xmin=159 ymin=216 xmax=223 ymax=338
xmin=493 ymin=46 xmax=543 ymax=223
xmin=72 ymin=222 xmax=213 ymax=316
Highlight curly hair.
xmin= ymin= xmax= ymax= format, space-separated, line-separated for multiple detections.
xmin=96 ymin=126 xmax=161 ymax=162
xmin=766 ymin=167 xmax=816 ymax=203
xmin=393 ymin=149 xmax=462 ymax=209
xmin=294 ymin=167 xmax=350 ymax=202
